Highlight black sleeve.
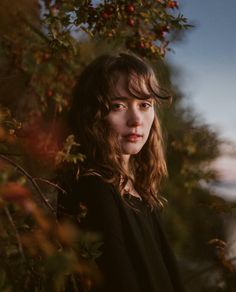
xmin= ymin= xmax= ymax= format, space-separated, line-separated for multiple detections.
xmin=152 ymin=210 xmax=186 ymax=292
xmin=57 ymin=175 xmax=141 ymax=292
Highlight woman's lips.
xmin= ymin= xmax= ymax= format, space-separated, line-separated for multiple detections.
xmin=124 ymin=134 xmax=143 ymax=142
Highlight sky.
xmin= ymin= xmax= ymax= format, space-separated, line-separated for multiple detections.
xmin=167 ymin=0 xmax=236 ymax=200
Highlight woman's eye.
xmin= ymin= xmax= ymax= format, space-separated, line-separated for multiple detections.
xmin=111 ymin=103 xmax=126 ymax=111
xmin=140 ymin=102 xmax=152 ymax=109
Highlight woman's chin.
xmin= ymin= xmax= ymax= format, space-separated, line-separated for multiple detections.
xmin=121 ymin=146 xmax=143 ymax=155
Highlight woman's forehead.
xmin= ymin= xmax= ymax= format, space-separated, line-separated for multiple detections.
xmin=111 ymin=73 xmax=151 ymax=98
xmin=110 ymin=95 xmax=155 ymax=103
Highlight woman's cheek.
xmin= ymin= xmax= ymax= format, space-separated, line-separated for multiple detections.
xmin=106 ymin=112 xmax=124 ymax=133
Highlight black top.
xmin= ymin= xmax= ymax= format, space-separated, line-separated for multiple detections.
xmin=57 ymin=175 xmax=186 ymax=292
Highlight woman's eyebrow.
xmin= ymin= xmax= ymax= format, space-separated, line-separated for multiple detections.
xmin=110 ymin=95 xmax=155 ymax=103
xmin=110 ymin=96 xmax=129 ymax=101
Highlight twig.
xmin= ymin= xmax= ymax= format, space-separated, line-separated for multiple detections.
xmin=0 ymin=154 xmax=56 ymax=215
xmin=33 ymin=177 xmax=66 ymax=194
xmin=18 ymin=13 xmax=49 ymax=43
xmin=4 ymin=206 xmax=26 ymax=261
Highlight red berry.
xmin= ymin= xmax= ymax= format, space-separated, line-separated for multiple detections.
xmin=101 ymin=11 xmax=110 ymax=19
xmin=167 ymin=1 xmax=178 ymax=9
xmin=101 ymin=5 xmax=114 ymax=19
xmin=158 ymin=25 xmax=170 ymax=37
xmin=127 ymin=18 xmax=135 ymax=27
xmin=160 ymin=30 xmax=167 ymax=38
xmin=161 ymin=25 xmax=170 ymax=32
xmin=125 ymin=4 xmax=135 ymax=13
xmin=46 ymin=90 xmax=53 ymax=97
xmin=139 ymin=42 xmax=145 ymax=49
xmin=43 ymin=53 xmax=50 ymax=60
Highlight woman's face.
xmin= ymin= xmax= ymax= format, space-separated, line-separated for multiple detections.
xmin=106 ymin=74 xmax=155 ymax=158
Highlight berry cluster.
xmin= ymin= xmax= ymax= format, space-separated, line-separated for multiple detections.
xmin=44 ymin=0 xmax=189 ymax=58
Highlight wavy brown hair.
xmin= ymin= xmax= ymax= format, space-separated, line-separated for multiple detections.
xmin=67 ymin=52 xmax=170 ymax=209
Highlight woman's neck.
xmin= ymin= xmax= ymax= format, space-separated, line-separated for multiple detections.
xmin=122 ymin=154 xmax=130 ymax=173
xmin=120 ymin=155 xmax=142 ymax=199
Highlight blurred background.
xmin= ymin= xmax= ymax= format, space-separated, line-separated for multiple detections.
xmin=168 ymin=0 xmax=236 ymax=202
xmin=0 ymin=0 xmax=236 ymax=291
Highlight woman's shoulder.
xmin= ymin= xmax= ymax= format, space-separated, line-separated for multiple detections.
xmin=57 ymin=168 xmax=107 ymax=189
xmin=78 ymin=171 xmax=113 ymax=192
xmin=57 ymin=171 xmax=119 ymax=220
xmin=58 ymin=169 xmax=116 ymax=203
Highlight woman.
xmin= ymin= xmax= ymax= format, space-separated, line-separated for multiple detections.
xmin=57 ymin=52 xmax=186 ymax=292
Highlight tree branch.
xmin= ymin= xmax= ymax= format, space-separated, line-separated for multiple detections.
xmin=18 ymin=13 xmax=50 ymax=43
xmin=32 ymin=177 xmax=66 ymax=194
xmin=0 ymin=154 xmax=56 ymax=216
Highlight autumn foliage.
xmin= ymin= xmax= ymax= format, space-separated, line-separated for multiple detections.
xmin=0 ymin=0 xmax=235 ymax=291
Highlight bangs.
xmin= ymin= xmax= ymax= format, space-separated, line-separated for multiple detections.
xmin=108 ymin=70 xmax=171 ymax=104
xmin=105 ymin=53 xmax=171 ymax=103
xmin=84 ymin=52 xmax=172 ymax=116
xmin=127 ymin=71 xmax=170 ymax=103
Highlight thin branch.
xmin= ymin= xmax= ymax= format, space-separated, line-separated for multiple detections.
xmin=33 ymin=177 xmax=66 ymax=194
xmin=4 ymin=206 xmax=26 ymax=261
xmin=18 ymin=13 xmax=50 ymax=43
xmin=0 ymin=154 xmax=56 ymax=215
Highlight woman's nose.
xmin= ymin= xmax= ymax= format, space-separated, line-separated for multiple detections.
xmin=127 ymin=108 xmax=142 ymax=127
